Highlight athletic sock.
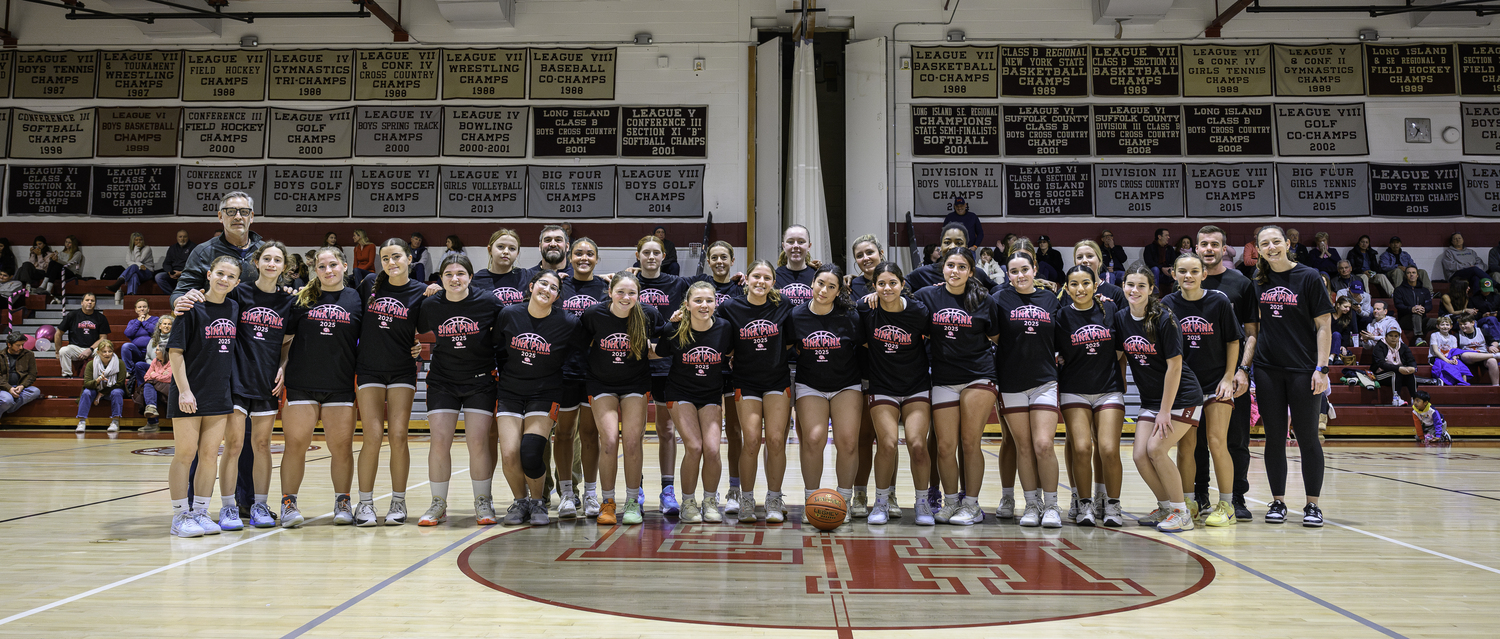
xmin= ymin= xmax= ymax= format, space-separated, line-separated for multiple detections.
xmin=1170 ymin=501 xmax=1187 ymax=513
xmin=559 ymin=480 xmax=573 ymax=498
xmin=359 ymin=491 xmax=374 ymax=505
xmin=172 ymin=498 xmax=188 ymax=515
xmin=391 ymin=491 xmax=406 ymax=502
xmin=254 ymin=493 xmax=268 ymax=505
xmin=854 ymin=485 xmax=867 ymax=495
xmin=704 ymin=491 xmax=718 ymax=502
xmin=1027 ymin=489 xmax=1043 ymax=505
xmin=1043 ymin=491 xmax=1057 ymax=507
xmin=961 ymin=495 xmax=978 ymax=506
xmin=662 ymin=475 xmax=674 ymax=489
xmin=916 ymin=491 xmax=928 ymax=505
xmin=473 ymin=478 xmax=493 ymax=499
xmin=191 ymin=496 xmax=210 ymax=513
xmin=626 ymin=487 xmax=640 ymax=503
xmin=1095 ymin=483 xmax=1107 ymax=500
xmin=767 ymin=490 xmax=782 ymax=501
xmin=584 ymin=482 xmax=597 ymax=496
xmin=805 ymin=489 xmax=815 ymax=501
xmin=221 ymin=495 xmax=237 ymax=509
xmin=602 ymin=490 xmax=616 ymax=501
xmin=1157 ymin=499 xmax=1171 ymax=512
xmin=431 ymin=481 xmax=449 ymax=501
xmin=837 ymin=487 xmax=854 ymax=504
xmin=1002 ymin=486 xmax=1014 ymax=500
xmin=729 ymin=477 xmax=741 ymax=489
xmin=944 ymin=493 xmax=959 ymax=507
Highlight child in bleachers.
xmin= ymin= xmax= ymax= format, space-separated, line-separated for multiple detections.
xmin=1409 ymin=391 xmax=1451 ymax=444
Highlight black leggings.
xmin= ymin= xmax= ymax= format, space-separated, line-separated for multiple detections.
xmin=1253 ymin=367 xmax=1324 ymax=498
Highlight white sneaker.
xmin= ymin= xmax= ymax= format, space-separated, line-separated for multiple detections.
xmin=1076 ymin=499 xmax=1097 ymax=527
xmin=385 ymin=499 xmax=407 ymax=525
xmin=280 ymin=498 xmax=304 ymax=528
xmin=997 ymin=495 xmax=1016 ymax=519
xmin=419 ymin=497 xmax=447 ymax=526
xmin=867 ymin=499 xmax=889 ymax=525
xmin=474 ymin=496 xmax=498 ymax=525
xmin=702 ymin=494 xmax=722 ymax=523
xmin=76 ymin=420 xmax=86 ymax=432
xmin=680 ymin=496 xmax=702 ymax=523
xmin=887 ymin=493 xmax=902 ymax=519
xmin=1157 ymin=508 xmax=1194 ymax=532
xmin=914 ymin=498 xmax=935 ymax=526
xmin=1067 ymin=495 xmax=1079 ymax=522
xmin=558 ymin=493 xmax=580 ymax=519
xmin=332 ymin=496 xmax=354 ymax=525
xmin=1103 ymin=500 xmax=1124 ymax=527
xmin=354 ymin=501 xmax=379 ymax=527
xmin=1392 ymin=396 xmax=1408 ymax=407
xmin=738 ymin=494 xmax=759 ymax=523
xmin=1018 ymin=501 xmax=1041 ymax=527
xmin=218 ymin=505 xmax=244 ymax=531
xmin=583 ymin=492 xmax=601 ymax=518
xmin=1138 ymin=507 xmax=1168 ymax=526
xmin=107 ymin=419 xmax=120 ymax=433
xmin=724 ymin=487 xmax=741 ymax=514
xmin=171 ymin=512 xmax=204 ymax=538
xmin=1094 ymin=495 xmax=1107 ymax=521
xmin=950 ymin=502 xmax=980 ymax=526
xmin=764 ymin=495 xmax=786 ymax=523
xmin=935 ymin=499 xmax=960 ymax=525
xmin=1041 ymin=504 xmax=1063 ymax=528
xmin=192 ymin=510 xmax=221 ymax=535
xmin=851 ymin=489 xmax=869 ymax=518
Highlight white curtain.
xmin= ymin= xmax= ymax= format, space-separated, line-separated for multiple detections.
xmin=785 ymin=35 xmax=833 ymax=265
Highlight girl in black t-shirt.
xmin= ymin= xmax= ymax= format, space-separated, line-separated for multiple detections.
xmin=227 ymin=241 xmax=295 ymax=530
xmin=690 ymin=241 xmax=747 ymax=516
xmin=354 ymin=238 xmax=435 ymax=527
xmin=775 ymin=225 xmax=817 ymax=306
xmin=992 ymin=251 xmax=1064 ymax=529
xmin=718 ymin=260 xmax=795 ymax=523
xmin=280 ymin=247 xmax=365 ymax=529
xmin=1248 ymin=225 xmax=1333 ymax=528
xmin=1164 ymin=253 xmax=1242 ymax=528
xmin=166 ymin=256 xmax=242 ymax=538
xmin=1055 ymin=264 xmax=1127 ymax=528
xmin=635 ymin=234 xmax=689 ymax=515
xmin=860 ymin=262 xmax=932 ymax=525
xmin=846 ymin=235 xmax=893 ymax=523
xmin=472 ymin=228 xmax=529 ymax=307
xmin=652 ymin=281 xmax=734 ymax=524
xmin=581 ymin=273 xmax=662 ymax=526
xmin=912 ymin=248 xmax=999 ymax=527
xmin=1117 ymin=265 xmax=1204 ymax=534
xmin=790 ymin=265 xmax=865 ymax=526
xmin=555 ymin=238 xmax=609 ymax=521
xmin=1071 ymin=239 xmax=1128 ymax=309
xmin=415 ymin=253 xmax=503 ymax=528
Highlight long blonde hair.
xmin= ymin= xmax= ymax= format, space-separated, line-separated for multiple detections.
xmin=609 ymin=272 xmax=650 ymax=360
xmin=674 ymin=281 xmax=718 ymax=348
xmin=297 ymin=246 xmax=347 ymax=308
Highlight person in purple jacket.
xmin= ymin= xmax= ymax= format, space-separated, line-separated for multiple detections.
xmin=120 ymin=298 xmax=159 ymax=387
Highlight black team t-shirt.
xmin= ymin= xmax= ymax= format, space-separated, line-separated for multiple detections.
xmin=991 ymin=288 xmax=1060 ymax=392
xmin=1203 ymin=267 xmax=1257 ymax=329
xmin=1162 ymin=290 xmax=1242 ymax=394
xmin=1055 ymin=300 xmax=1124 ymax=394
xmin=580 ymin=302 xmax=663 ymax=387
xmin=417 ymin=288 xmax=502 ymax=386
xmin=285 ymin=287 xmax=364 ymax=393
xmin=62 ymin=310 xmax=110 ymax=348
xmin=859 ymin=297 xmax=931 ymax=397
xmin=775 ymin=265 xmax=816 ymax=306
xmin=559 ymin=276 xmax=609 ymax=379
xmin=790 ymin=304 xmax=864 ymax=392
xmin=231 ymin=283 xmax=294 ymax=399
xmin=691 ymin=274 xmax=745 ymax=306
xmin=496 ymin=303 xmax=581 ymax=397
xmin=1253 ymin=264 xmax=1335 ymax=373
xmin=906 ymin=260 xmax=997 ymax=291
xmin=637 ymin=272 xmax=689 ymax=377
xmin=717 ymin=296 xmax=794 ymax=389
xmin=168 ymin=297 xmax=240 ymax=410
xmin=913 ymin=284 xmax=1000 ymax=386
xmin=1115 ymin=308 xmax=1204 ymax=412
xmin=1097 ymin=280 xmax=1128 ymax=310
xmin=472 ymin=268 xmax=530 ymax=307
xmin=654 ymin=317 xmax=734 ymax=401
xmin=356 ymin=275 xmax=429 ymax=376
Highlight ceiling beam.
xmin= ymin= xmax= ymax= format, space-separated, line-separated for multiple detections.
xmin=357 ymin=0 xmax=408 ymax=42
xmin=1205 ymin=0 xmax=1256 ymax=37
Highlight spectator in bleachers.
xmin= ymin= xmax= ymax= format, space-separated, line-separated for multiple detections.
xmin=1372 ymin=328 xmax=1417 ymax=407
xmin=1472 ymin=278 xmax=1500 ymax=318
xmin=155 ymin=230 xmax=194 ymax=297
xmin=135 ymin=326 xmax=173 ymax=433
xmin=1488 ymin=239 xmax=1500 ymax=284
xmin=1096 ymin=231 xmax=1127 ymax=286
xmin=1329 ymin=296 xmax=1362 ymax=362
xmin=1457 ymin=316 xmax=1500 ymax=380
xmin=1306 ymin=232 xmax=1340 ymax=276
xmin=1035 ymin=235 xmax=1064 ymax=275
xmin=75 ymin=338 xmax=127 ymax=433
xmin=1329 ymin=260 xmax=1362 ymax=296
xmin=1237 ymin=238 xmax=1258 ymax=279
xmin=1284 ymin=228 xmax=1310 ymax=263
xmin=0 ymin=269 xmax=24 ymax=332
xmin=1141 ymin=227 xmax=1175 ymax=290
xmin=56 ymin=292 xmax=111 ymax=378
xmin=1380 ymin=236 xmax=1432 ymax=294
xmin=1440 ymin=277 xmax=1475 ymax=317
xmin=654 ymin=226 xmax=681 ymax=275
xmin=1394 ymin=266 xmax=1435 ymax=344
xmin=1361 ymin=300 xmax=1400 ymax=348
xmin=351 ymin=228 xmax=375 ymax=283
xmin=15 ymin=237 xmax=50 ymax=292
xmin=1442 ymin=233 xmax=1489 ymax=285
xmin=321 ymin=230 xmax=341 ymax=252
xmin=922 ymin=243 xmax=940 ymax=266
xmin=44 ymin=235 xmax=84 ymax=305
xmin=409 ymin=232 xmax=433 ymax=282
xmin=1348 ymin=235 xmax=1391 ymax=295
xmin=978 ymin=247 xmax=1004 ymax=280
xmin=120 ymin=298 xmax=158 ymax=387
xmin=1430 ymin=316 xmax=1476 ymax=386
xmin=443 ymin=235 xmax=464 ymax=261
xmin=0 ymin=332 xmax=41 ymax=418
xmin=109 ymin=232 xmax=157 ymax=305
xmin=1175 ymin=235 xmax=1196 ymax=258
xmin=942 ymin=196 xmax=984 ymax=249
xmin=1335 ymin=279 xmax=1373 ymax=319
xmin=0 ymin=238 xmax=15 ymax=277
xmin=131 ymin=314 xmax=172 ymax=396
xmin=996 ymin=233 xmax=1015 ymax=255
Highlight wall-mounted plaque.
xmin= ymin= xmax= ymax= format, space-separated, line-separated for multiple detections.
xmin=96 ymin=107 xmax=181 ymax=157
xmin=1185 ymin=163 xmax=1275 ymax=218
xmin=265 ymin=165 xmax=350 ymax=218
xmin=1370 ymin=163 xmax=1462 ymax=217
xmin=1275 ymin=103 xmax=1369 ymax=156
xmin=181 ymin=107 xmax=267 ymax=159
xmin=443 ymin=106 xmax=527 ymax=158
xmin=1000 ymin=45 xmax=1088 ymax=97
xmin=442 ymin=48 xmax=527 ymax=99
xmin=267 ymin=108 xmax=354 ymax=160
xmin=1276 ymin=163 xmax=1370 ymax=217
xmin=911 ymin=163 xmax=1003 ymax=218
xmin=1002 ymin=105 xmax=1091 ymax=157
xmin=1005 ymin=163 xmax=1092 ymax=216
xmin=176 ymin=166 xmax=265 ymax=216
xmin=13 ymin=50 xmax=96 ymax=99
xmin=9 ymin=108 xmax=95 ymax=159
xmin=1094 ymin=163 xmax=1184 ymax=218
xmin=911 ymin=46 xmax=999 ymax=99
xmin=6 ymin=165 xmax=90 ymax=215
xmin=533 ymin=106 xmax=619 ymax=157
xmin=617 ymin=165 xmax=704 ymax=218
xmin=98 ymin=51 xmax=180 ymax=99
xmin=1182 ymin=44 xmax=1271 ymax=97
xmin=355 ymin=49 xmax=439 ymax=100
xmin=353 ymin=106 xmax=441 ymax=157
xmin=1184 ymin=104 xmax=1274 ymax=156
xmin=1091 ymin=45 xmax=1180 ymax=97
xmin=1093 ymin=105 xmax=1182 ymax=156
xmin=1366 ymin=43 xmax=1456 ymax=97
xmin=527 ymin=165 xmax=615 ymax=218
xmin=1273 ymin=44 xmax=1364 ymax=96
xmin=351 ymin=165 xmax=439 ymax=217
xmin=439 ymin=166 xmax=526 ymax=218
xmin=92 ymin=166 xmax=176 ymax=216
xmin=529 ymin=47 xmax=617 ymax=100
xmin=911 ymin=104 xmax=1000 ymax=157
xmin=268 ymin=49 xmax=353 ymax=101
xmin=621 ymin=106 xmax=707 ymax=158
xmin=182 ymin=50 xmax=266 ymax=101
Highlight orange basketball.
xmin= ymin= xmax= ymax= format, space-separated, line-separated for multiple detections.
xmin=805 ymin=488 xmax=847 ymax=531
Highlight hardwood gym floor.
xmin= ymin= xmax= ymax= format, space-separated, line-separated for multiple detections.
xmin=0 ymin=431 xmax=1493 ymax=638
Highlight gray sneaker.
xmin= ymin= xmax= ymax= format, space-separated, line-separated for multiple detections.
xmin=724 ymin=487 xmax=741 ymax=514
xmin=850 ymin=489 xmax=869 ymax=518
xmin=680 ymin=496 xmax=702 ymax=523
xmin=529 ymin=499 xmax=551 ymax=526
xmin=1068 ymin=494 xmax=1080 ymax=522
xmin=935 ymin=498 xmax=961 ymax=525
xmin=418 ymin=497 xmax=447 ymax=526
xmin=1138 ymin=507 xmax=1168 ymax=526
xmin=332 ymin=495 xmax=354 ymax=525
xmin=913 ymin=498 xmax=935 ymax=526
xmin=384 ymin=499 xmax=407 ymax=525
xmin=738 ymin=494 xmax=758 ymax=523
xmin=1103 ymin=500 xmax=1124 ymax=527
xmin=475 ymin=496 xmax=498 ymax=525
xmin=1094 ymin=495 xmax=1107 ymax=521
xmin=353 ymin=501 xmax=379 ymax=527
xmin=764 ymin=495 xmax=786 ymax=523
xmin=702 ymin=494 xmax=722 ymax=523
xmin=887 ymin=493 xmax=902 ymax=519
xmin=503 ymin=499 xmax=528 ymax=526
xmin=998 ymin=495 xmax=1016 ymax=519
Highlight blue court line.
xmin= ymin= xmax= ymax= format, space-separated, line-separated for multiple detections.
xmin=281 ymin=524 xmax=497 ymax=638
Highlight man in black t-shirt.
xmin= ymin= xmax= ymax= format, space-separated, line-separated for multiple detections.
xmin=1195 ymin=225 xmax=1258 ymax=521
xmin=56 ymin=293 xmax=110 ymax=378
xmin=1141 ymin=228 xmax=1175 ymax=291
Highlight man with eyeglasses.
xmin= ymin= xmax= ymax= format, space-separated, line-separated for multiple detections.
xmin=171 ymin=191 xmax=265 ymax=311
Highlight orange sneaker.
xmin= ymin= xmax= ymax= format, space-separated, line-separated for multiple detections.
xmin=597 ymin=498 xmax=617 ymax=525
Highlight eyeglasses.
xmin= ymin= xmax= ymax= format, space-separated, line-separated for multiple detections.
xmin=220 ymin=208 xmax=254 ymax=219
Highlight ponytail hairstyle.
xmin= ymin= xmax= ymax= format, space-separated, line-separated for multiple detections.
xmin=939 ymin=246 xmax=988 ymax=312
xmin=608 ymin=271 xmax=650 ymax=360
xmin=1061 ymin=263 xmax=1098 ymax=302
xmin=871 ymin=261 xmax=908 ymax=297
xmin=368 ymin=238 xmax=413 ymax=308
xmin=674 ymin=280 xmax=718 ymax=348
xmin=742 ymin=259 xmax=783 ymax=305
xmin=1124 ymin=263 xmax=1175 ymax=342
xmin=524 ymin=269 xmax=561 ymax=305
xmin=852 ymin=234 xmax=883 ymax=253
xmin=251 ymin=240 xmax=291 ymax=286
xmin=297 ymin=246 xmax=347 ymax=308
xmin=777 ymin=224 xmax=811 ymax=267
xmin=208 ymin=255 xmax=242 ymax=277
xmin=1253 ymin=225 xmax=1286 ymax=287
xmin=1173 ymin=251 xmax=1205 ymax=274
xmin=813 ymin=263 xmax=855 ymax=312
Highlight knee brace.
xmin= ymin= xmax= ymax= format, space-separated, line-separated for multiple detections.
xmin=521 ymin=433 xmax=548 ymax=479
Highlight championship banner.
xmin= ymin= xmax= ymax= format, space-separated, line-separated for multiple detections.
xmin=92 ymin=166 xmax=176 ymax=216
xmin=354 ymin=106 xmax=441 ymax=157
xmin=1370 ymin=163 xmax=1462 ymax=217
xmin=264 ymin=165 xmax=350 ymax=218
xmin=1276 ymin=163 xmax=1370 ymax=217
xmin=95 ymin=107 xmax=181 ymax=157
xmin=1183 ymin=104 xmax=1274 ymax=156
xmin=616 ymin=165 xmax=704 ymax=218
xmin=1462 ymin=163 xmax=1500 ymax=217
xmin=1090 ymin=45 xmax=1180 ymax=97
xmin=181 ymin=50 xmax=267 ymax=101
xmin=177 ymin=166 xmax=265 ymax=217
xmin=621 ymin=107 xmax=708 ymax=158
xmin=526 ymin=165 xmax=616 ymax=218
xmin=911 ymin=46 xmax=999 ymax=99
xmin=1275 ymin=103 xmax=1369 ymax=156
xmin=267 ymin=108 xmax=355 ymax=160
xmin=442 ymin=106 xmax=527 ymax=158
xmin=442 ymin=48 xmax=527 ymax=99
xmin=1002 ymin=105 xmax=1091 ymax=157
xmin=533 ymin=106 xmax=619 ymax=157
xmin=0 ymin=109 xmax=10 ymax=158
xmin=1273 ymin=44 xmax=1364 ymax=96
xmin=529 ymin=48 xmax=616 ymax=100
xmin=351 ymin=165 xmax=439 ymax=217
xmin=6 ymin=165 xmax=91 ymax=215
xmin=1000 ymin=45 xmax=1087 ymax=97
xmin=1365 ymin=44 xmax=1456 ymax=97
xmin=1182 ymin=44 xmax=1271 ymax=97
xmin=1184 ymin=163 xmax=1275 ymax=218
xmin=14 ymin=51 xmax=96 ymax=99
xmin=1459 ymin=44 xmax=1500 ymax=96
xmin=911 ymin=163 xmax=1003 ymax=217
xmin=439 ymin=166 xmax=526 ymax=218
xmin=268 ymin=50 xmax=353 ymax=101
xmin=9 ymin=108 xmax=95 ymax=159
xmin=1093 ymin=163 xmax=1185 ymax=218
xmin=1005 ymin=164 xmax=1092 ymax=216
xmin=98 ymin=51 xmax=181 ymax=99
xmin=1093 ymin=105 xmax=1182 ymax=157
xmin=0 ymin=51 xmax=12 ymax=99
xmin=1462 ymin=103 xmax=1500 ymax=156
xmin=181 ymin=108 xmax=267 ymax=159
xmin=911 ymin=104 xmax=1000 ymax=157
xmin=356 ymin=49 xmax=439 ymax=100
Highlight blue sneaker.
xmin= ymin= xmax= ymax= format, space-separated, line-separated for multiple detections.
xmin=249 ymin=502 xmax=276 ymax=528
xmin=637 ymin=490 xmax=645 ymax=506
xmin=660 ymin=486 xmax=681 ymax=515
xmin=218 ymin=505 xmax=245 ymax=531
